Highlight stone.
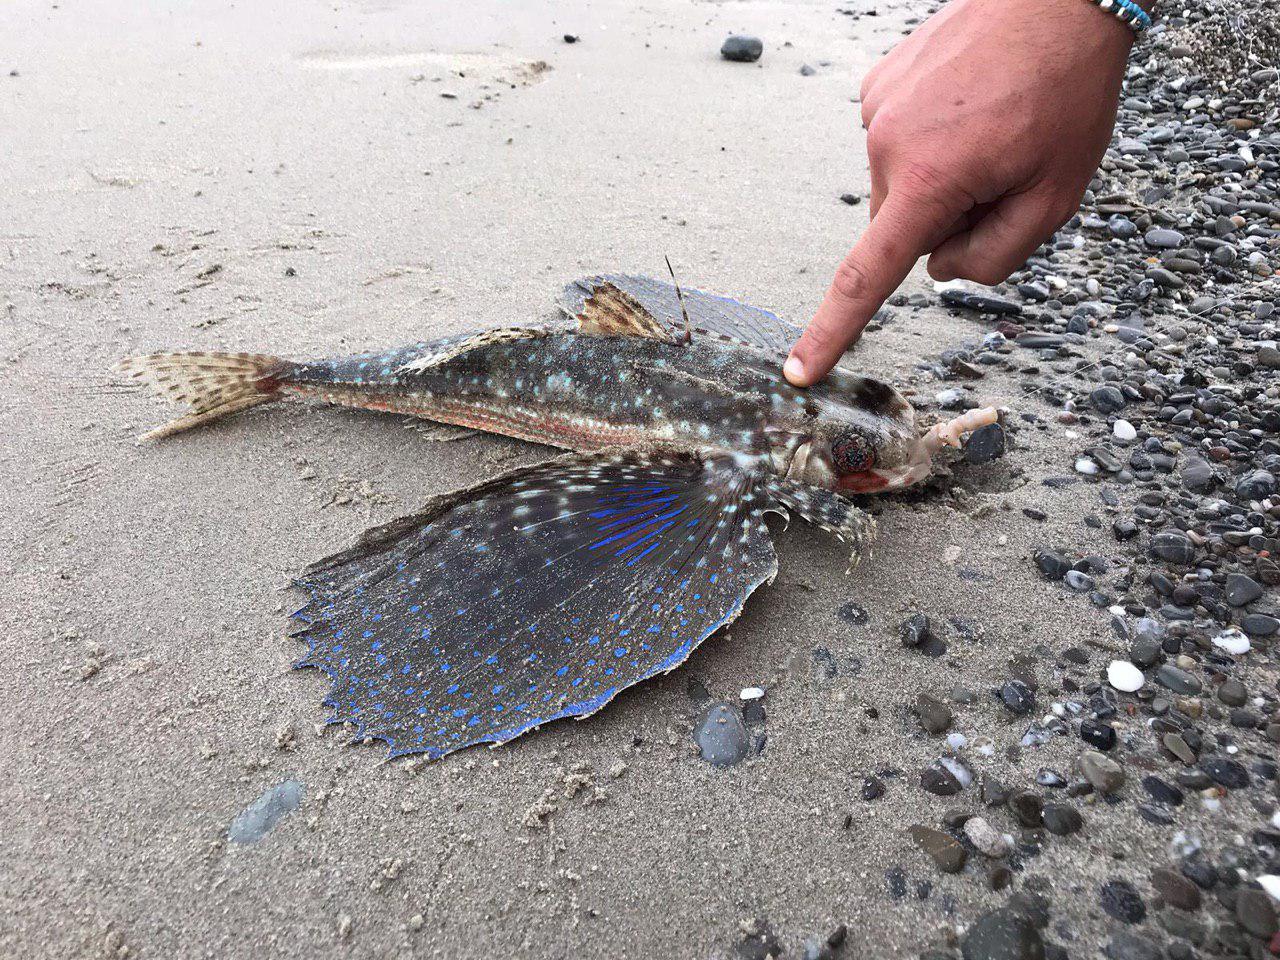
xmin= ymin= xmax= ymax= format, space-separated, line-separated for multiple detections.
xmin=720 ymin=35 xmax=763 ymax=62
xmin=920 ymin=764 xmax=964 ymax=796
xmin=1145 ymin=227 xmax=1185 ymax=248
xmin=940 ymin=289 xmax=1022 ymax=316
xmin=908 ymin=825 xmax=967 ymax=873
xmin=1235 ymin=469 xmax=1276 ymax=500
xmin=227 ymin=779 xmax=305 ymax=844
xmin=1235 ymin=888 xmax=1278 ymax=938
xmin=961 ymin=909 xmax=1045 ymax=960
xmin=1042 ymin=803 xmax=1083 ymax=836
xmin=1224 ymin=574 xmax=1263 ymax=607
xmin=1155 ymin=664 xmax=1201 ymax=695
xmin=1099 ymin=879 xmax=1147 ymax=924
xmin=1150 ymin=532 xmax=1197 ymax=565
xmin=1217 ymin=679 xmax=1248 ymax=707
xmin=965 ymin=422 xmax=1006 ymax=464
xmin=916 ymin=693 xmax=953 ymax=734
xmin=999 ymin=680 xmax=1035 ymax=715
xmin=1151 ymin=867 xmax=1201 ymax=911
xmin=1199 ymin=755 xmax=1249 ymax=789
xmin=964 ymin=817 xmax=1010 ymax=858
xmin=1078 ymin=750 xmax=1125 ymax=794
xmin=1107 ymin=660 xmax=1145 ymax=692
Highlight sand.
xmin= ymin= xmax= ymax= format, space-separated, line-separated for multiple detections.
xmin=1 ymin=1 xmax=1207 ymax=957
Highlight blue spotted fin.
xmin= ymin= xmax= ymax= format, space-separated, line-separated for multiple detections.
xmin=560 ymin=274 xmax=802 ymax=354
xmin=767 ymin=479 xmax=876 ymax=568
xmin=291 ymin=449 xmax=779 ymax=759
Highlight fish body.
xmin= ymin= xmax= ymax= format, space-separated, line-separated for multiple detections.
xmin=117 ymin=275 xmax=995 ymax=759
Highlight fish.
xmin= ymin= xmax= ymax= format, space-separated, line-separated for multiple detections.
xmin=116 ymin=274 xmax=996 ymax=759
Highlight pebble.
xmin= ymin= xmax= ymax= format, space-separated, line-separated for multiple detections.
xmin=916 ymin=693 xmax=953 ymax=734
xmin=694 ymin=703 xmax=750 ymax=766
xmin=1099 ymin=879 xmax=1147 ymax=924
xmin=1107 ymin=660 xmax=1145 ymax=692
xmin=965 ymin=422 xmax=1006 ymax=464
xmin=960 ymin=908 xmax=1044 ymax=960
xmin=1223 ymin=573 xmax=1263 ymax=607
xmin=1113 ymin=419 xmax=1137 ymax=441
xmin=963 ymin=817 xmax=1010 ymax=858
xmin=1144 ymin=227 xmax=1185 ymax=248
xmin=1211 ymin=628 xmax=1250 ymax=656
xmin=1042 ymin=803 xmax=1083 ymax=836
xmin=227 ymin=780 xmax=304 ymax=844
xmin=1235 ymin=888 xmax=1278 ymax=938
xmin=1199 ymin=754 xmax=1250 ymax=789
xmin=920 ymin=763 xmax=964 ymax=797
xmin=1078 ymin=750 xmax=1126 ymax=794
xmin=908 ymin=825 xmax=967 ymax=873
xmin=1155 ymin=664 xmax=1201 ymax=695
xmin=1149 ymin=532 xmax=1197 ymax=565
xmin=940 ymin=289 xmax=1022 ymax=316
xmin=1103 ymin=931 xmax=1163 ymax=960
xmin=998 ymin=680 xmax=1035 ymax=715
xmin=1151 ymin=867 xmax=1202 ymax=911
xmin=720 ymin=35 xmax=763 ymax=62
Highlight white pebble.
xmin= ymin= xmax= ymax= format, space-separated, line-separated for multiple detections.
xmin=1075 ymin=458 xmax=1099 ymax=475
xmin=739 ymin=687 xmax=765 ymax=701
xmin=1113 ymin=419 xmax=1137 ymax=441
xmin=1259 ymin=875 xmax=1280 ymax=903
xmin=1211 ymin=629 xmax=1250 ymax=656
xmin=946 ymin=733 xmax=967 ymax=752
xmin=1202 ymin=797 xmax=1221 ymax=812
xmin=938 ymin=756 xmax=972 ymax=788
xmin=1107 ymin=660 xmax=1145 ymax=693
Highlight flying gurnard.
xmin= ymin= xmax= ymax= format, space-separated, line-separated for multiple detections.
xmin=117 ymin=275 xmax=996 ymax=759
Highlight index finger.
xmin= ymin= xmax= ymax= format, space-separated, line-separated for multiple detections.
xmin=784 ymin=186 xmax=961 ymax=386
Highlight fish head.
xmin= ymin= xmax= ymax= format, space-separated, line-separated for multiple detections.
xmin=773 ymin=371 xmax=935 ymax=494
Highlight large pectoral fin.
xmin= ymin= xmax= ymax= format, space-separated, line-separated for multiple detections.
xmin=292 ymin=450 xmax=778 ymax=759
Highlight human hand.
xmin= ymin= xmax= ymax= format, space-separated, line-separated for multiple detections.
xmin=784 ymin=0 xmax=1136 ymax=386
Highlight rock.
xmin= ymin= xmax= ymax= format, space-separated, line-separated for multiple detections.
xmin=1042 ymin=803 xmax=1083 ymax=836
xmin=1090 ymin=385 xmax=1125 ymax=414
xmin=1212 ymin=628 xmax=1251 ymax=656
xmin=1107 ymin=660 xmax=1145 ymax=692
xmin=1033 ymin=549 xmax=1071 ymax=581
xmin=1078 ymin=750 xmax=1125 ymax=794
xmin=1235 ymin=469 xmax=1276 ymax=500
xmin=1224 ymin=573 xmax=1263 ymax=607
xmin=1113 ymin=419 xmax=1137 ymax=441
xmin=1217 ymin=679 xmax=1248 ymax=707
xmin=1008 ymin=789 xmax=1044 ymax=827
xmin=900 ymin=612 xmax=933 ymax=648
xmin=1103 ymin=931 xmax=1163 ymax=960
xmin=1235 ymin=888 xmax=1278 ymax=938
xmin=1199 ymin=754 xmax=1249 ymax=789
xmin=963 ymin=817 xmax=1010 ymax=858
xmin=961 ymin=908 xmax=1045 ymax=960
xmin=920 ymin=763 xmax=964 ymax=796
xmin=908 ymin=825 xmax=967 ymax=873
xmin=1144 ymin=227 xmax=1186 ymax=248
xmin=1140 ymin=775 xmax=1183 ymax=806
xmin=1080 ymin=719 xmax=1117 ymax=751
xmin=1155 ymin=664 xmax=1201 ymax=695
xmin=694 ymin=703 xmax=750 ymax=766
xmin=839 ymin=193 xmax=860 ymax=205
xmin=1099 ymin=879 xmax=1147 ymax=924
xmin=1150 ymin=532 xmax=1197 ymax=565
xmin=720 ymin=35 xmax=763 ymax=62
xmin=798 ymin=63 xmax=816 ymax=76
xmin=1180 ymin=457 xmax=1215 ymax=491
xmin=998 ymin=680 xmax=1035 ymax=715
xmin=916 ymin=693 xmax=953 ymax=734
xmin=941 ymin=289 xmax=1023 ymax=316
xmin=227 ymin=779 xmax=305 ymax=844
xmin=1151 ymin=867 xmax=1202 ymax=911
xmin=965 ymin=422 xmax=1006 ymax=464
xmin=861 ymin=774 xmax=885 ymax=801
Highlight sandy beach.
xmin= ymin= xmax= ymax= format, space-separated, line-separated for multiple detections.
xmin=5 ymin=1 xmax=1279 ymax=958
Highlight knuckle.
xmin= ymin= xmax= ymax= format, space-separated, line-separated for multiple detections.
xmin=831 ymin=255 xmax=875 ymax=305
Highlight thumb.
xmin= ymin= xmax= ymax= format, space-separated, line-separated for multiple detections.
xmin=785 ymin=183 xmax=961 ymax=386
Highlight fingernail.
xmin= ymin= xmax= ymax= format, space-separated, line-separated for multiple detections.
xmin=783 ymin=355 xmax=806 ymax=385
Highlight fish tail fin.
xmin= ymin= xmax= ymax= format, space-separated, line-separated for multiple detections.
xmin=112 ymin=351 xmax=293 ymax=441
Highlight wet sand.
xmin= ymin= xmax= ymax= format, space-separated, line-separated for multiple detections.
xmin=2 ymin=1 xmax=1245 ymax=957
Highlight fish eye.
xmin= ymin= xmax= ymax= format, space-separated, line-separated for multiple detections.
xmin=832 ymin=431 xmax=876 ymax=473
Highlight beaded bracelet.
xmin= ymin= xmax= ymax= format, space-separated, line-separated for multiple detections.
xmin=1091 ymin=0 xmax=1152 ymax=34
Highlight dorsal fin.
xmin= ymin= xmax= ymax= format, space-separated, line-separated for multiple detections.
xmin=576 ymin=282 xmax=673 ymax=342
xmin=397 ymin=327 xmax=548 ymax=374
